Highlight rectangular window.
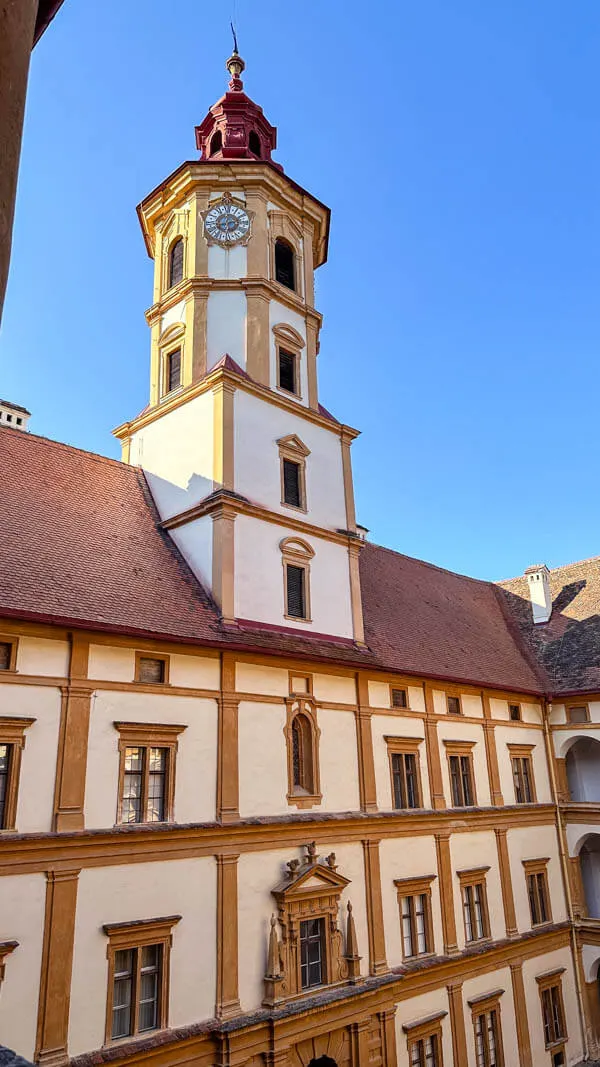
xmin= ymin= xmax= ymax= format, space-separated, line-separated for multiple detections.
xmin=391 ymin=687 xmax=408 ymax=708
xmin=409 ymin=1034 xmax=440 ymax=1067
xmin=0 ymin=642 xmax=15 ymax=671
xmin=449 ymin=753 xmax=474 ymax=806
xmin=541 ymin=985 xmax=565 ymax=1046
xmin=567 ymin=704 xmax=589 ymax=724
xmin=278 ymin=348 xmax=297 ymax=394
xmin=135 ymin=654 xmax=168 ymax=684
xmin=299 ymin=917 xmax=325 ymax=989
xmin=474 ymin=1009 xmax=503 ymax=1067
xmin=286 ymin=564 xmax=307 ymax=619
xmin=401 ymin=893 xmax=430 ymax=957
xmin=525 ymin=861 xmax=552 ymax=926
xmin=391 ymin=752 xmax=420 ymax=809
xmin=121 ymin=746 xmax=167 ymax=824
xmin=512 ymin=756 xmax=534 ymax=803
xmin=166 ymin=349 xmax=181 ymax=393
xmin=447 ymin=695 xmax=461 ymax=715
xmin=0 ymin=744 xmax=12 ymax=829
xmin=509 ymin=703 xmax=521 ymax=721
xmin=283 ymin=458 xmax=302 ymax=508
xmin=460 ymin=873 xmax=490 ymax=942
xmin=104 ymin=916 xmax=179 ymax=1044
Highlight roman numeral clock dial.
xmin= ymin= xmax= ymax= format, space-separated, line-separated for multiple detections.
xmin=201 ymin=193 xmax=253 ymax=247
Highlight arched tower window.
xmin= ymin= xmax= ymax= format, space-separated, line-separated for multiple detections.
xmin=168 ymin=239 xmax=184 ymax=289
xmin=275 ymin=238 xmax=295 ymax=291
xmin=291 ymin=713 xmax=314 ymax=794
xmin=249 ymin=130 xmax=261 ymax=157
xmin=209 ymin=130 xmax=223 ymax=156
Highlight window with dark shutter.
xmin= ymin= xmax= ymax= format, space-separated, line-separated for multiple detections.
xmin=137 ymin=657 xmax=166 ymax=684
xmin=167 ymin=349 xmax=181 ymax=393
xmin=509 ymin=703 xmax=521 ymax=721
xmin=168 ymin=239 xmax=184 ymax=289
xmin=275 ymin=239 xmax=295 ymax=290
xmin=447 ymin=695 xmax=461 ymax=715
xmin=278 ymin=349 xmax=297 ymax=394
xmin=286 ymin=565 xmax=306 ymax=619
xmin=391 ymin=687 xmax=407 ymax=708
xmin=0 ymin=642 xmax=12 ymax=670
xmin=283 ymin=459 xmax=301 ymax=507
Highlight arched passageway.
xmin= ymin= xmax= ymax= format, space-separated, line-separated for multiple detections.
xmin=580 ymin=834 xmax=600 ymax=917
xmin=566 ymin=737 xmax=600 ymax=802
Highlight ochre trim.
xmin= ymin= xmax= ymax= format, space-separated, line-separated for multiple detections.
xmin=362 ymin=839 xmax=388 ymax=975
xmin=36 ymin=868 xmax=80 ymax=1066
xmin=0 ymin=634 xmax=19 ymax=672
xmin=482 ymin=693 xmax=504 ymax=805
xmin=103 ymin=914 xmax=180 ymax=1045
xmin=212 ymin=504 xmax=236 ymax=624
xmin=355 ymin=674 xmax=378 ymax=813
xmin=424 ymin=685 xmax=446 ymax=810
xmin=114 ymin=722 xmax=186 ymax=825
xmin=0 ymin=716 xmax=35 ymax=831
xmin=216 ymin=853 xmax=241 ymax=1019
xmin=448 ymin=980 xmax=468 ymax=1067
xmin=495 ymin=829 xmax=518 ymax=938
xmin=53 ymin=634 xmax=91 ymax=832
xmin=435 ymin=832 xmax=458 ymax=955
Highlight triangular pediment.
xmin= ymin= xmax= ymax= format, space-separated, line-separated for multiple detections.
xmin=272 ymin=861 xmax=350 ymax=898
xmin=276 ymin=434 xmax=311 ymax=458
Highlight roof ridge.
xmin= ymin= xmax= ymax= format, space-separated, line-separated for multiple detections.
xmin=497 ymin=553 xmax=600 ymax=586
xmin=0 ymin=425 xmax=130 ymax=472
xmin=364 ymin=539 xmax=493 ymax=587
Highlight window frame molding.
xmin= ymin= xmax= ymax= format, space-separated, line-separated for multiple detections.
xmin=158 ymin=324 xmax=185 ymax=400
xmin=536 ymin=967 xmax=567 ymax=1051
xmin=269 ymin=212 xmax=303 ymax=297
xmin=288 ymin=671 xmax=313 ymax=697
xmin=402 ymin=1010 xmax=446 ymax=1067
xmin=103 ymin=914 xmax=181 ymax=1044
xmin=165 ymin=234 xmax=186 ymax=292
xmin=523 ymin=857 xmax=552 ymax=927
xmin=113 ymin=721 xmax=186 ymax=826
xmin=444 ymin=740 xmax=477 ymax=807
xmin=280 ymin=537 xmax=314 ymax=623
xmin=508 ymin=743 xmax=537 ymax=804
xmin=0 ymin=940 xmax=18 ymax=986
xmin=0 ymin=635 xmax=18 ymax=673
xmin=457 ymin=865 xmax=491 ymax=944
xmin=509 ymin=702 xmax=522 ymax=722
xmin=468 ymin=989 xmax=505 ymax=1067
xmin=277 ymin=434 xmax=310 ymax=513
xmin=134 ymin=652 xmax=171 ymax=686
xmin=566 ymin=702 xmax=590 ymax=724
xmin=390 ymin=685 xmax=409 ymax=709
xmin=394 ymin=874 xmax=436 ymax=960
xmin=0 ymin=716 xmax=35 ymax=831
xmin=273 ymin=323 xmax=305 ymax=400
xmin=284 ymin=697 xmax=322 ymax=808
xmin=385 ymin=735 xmax=424 ymax=810
xmin=446 ymin=693 xmax=463 ymax=716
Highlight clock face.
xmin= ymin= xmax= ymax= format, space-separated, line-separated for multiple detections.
xmin=203 ymin=200 xmax=251 ymax=246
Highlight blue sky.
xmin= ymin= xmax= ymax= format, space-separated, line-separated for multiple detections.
xmin=3 ymin=0 xmax=600 ymax=581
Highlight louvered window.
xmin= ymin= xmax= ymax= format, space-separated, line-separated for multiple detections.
xmin=278 ymin=349 xmax=297 ymax=394
xmin=391 ymin=687 xmax=407 ymax=708
xmin=137 ymin=657 xmax=166 ymax=684
xmin=168 ymin=239 xmax=184 ymax=288
xmin=286 ymin=565 xmax=306 ymax=619
xmin=283 ymin=459 xmax=302 ymax=507
xmin=274 ymin=239 xmax=295 ymax=290
xmin=166 ymin=349 xmax=181 ymax=394
xmin=0 ymin=642 xmax=12 ymax=670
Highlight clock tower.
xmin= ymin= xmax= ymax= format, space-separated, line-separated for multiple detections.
xmin=114 ymin=50 xmax=364 ymax=644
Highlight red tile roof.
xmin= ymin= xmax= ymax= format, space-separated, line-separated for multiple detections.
xmin=0 ymin=427 xmax=545 ymax=692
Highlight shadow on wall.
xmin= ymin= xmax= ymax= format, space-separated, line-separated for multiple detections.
xmin=0 ymin=1048 xmax=34 ymax=1067
xmin=142 ymin=469 xmax=215 ymax=521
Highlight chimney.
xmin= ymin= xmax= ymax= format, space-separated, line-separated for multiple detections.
xmin=0 ymin=399 xmax=30 ymax=431
xmin=525 ymin=564 xmax=552 ymax=624
xmin=356 ymin=524 xmax=369 ymax=542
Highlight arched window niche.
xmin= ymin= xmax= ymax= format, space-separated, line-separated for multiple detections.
xmin=209 ymin=130 xmax=223 ymax=156
xmin=167 ymin=237 xmax=184 ymax=290
xmin=274 ymin=237 xmax=296 ymax=291
xmin=249 ymin=130 xmax=261 ymax=157
xmin=284 ymin=692 xmax=321 ymax=808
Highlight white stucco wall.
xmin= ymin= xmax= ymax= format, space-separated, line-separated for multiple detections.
xmin=371 ymin=715 xmax=429 ymax=811
xmin=449 ymin=831 xmax=504 ymax=947
xmin=236 ymin=662 xmax=289 ymax=696
xmin=16 ymin=636 xmax=69 ymax=676
xmin=312 ymin=673 xmax=356 ymax=704
xmin=233 ymin=390 xmax=347 ymax=530
xmin=84 ymin=690 xmax=217 ymax=828
xmin=132 ymin=390 xmax=214 ymax=520
xmin=495 ymin=726 xmax=551 ymax=804
xmin=0 ymin=874 xmax=47 ymax=1058
xmin=207 ymin=289 xmax=246 ymax=370
xmin=87 ymin=644 xmax=219 ymax=689
xmin=380 ymin=836 xmax=442 ymax=967
xmin=234 ymin=515 xmax=353 ymax=636
xmin=208 ymin=243 xmax=247 ymax=280
xmin=237 ymin=842 xmax=367 ymax=1014
xmin=170 ymin=513 xmax=213 ymax=596
xmin=318 ymin=708 xmax=360 ymax=812
xmin=0 ymin=683 xmax=61 ymax=832
xmin=238 ymin=700 xmax=287 ymax=816
xmin=368 ymin=682 xmax=426 ymax=713
xmin=507 ymin=824 xmax=566 ymax=930
xmin=69 ymin=858 xmax=216 ymax=1056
